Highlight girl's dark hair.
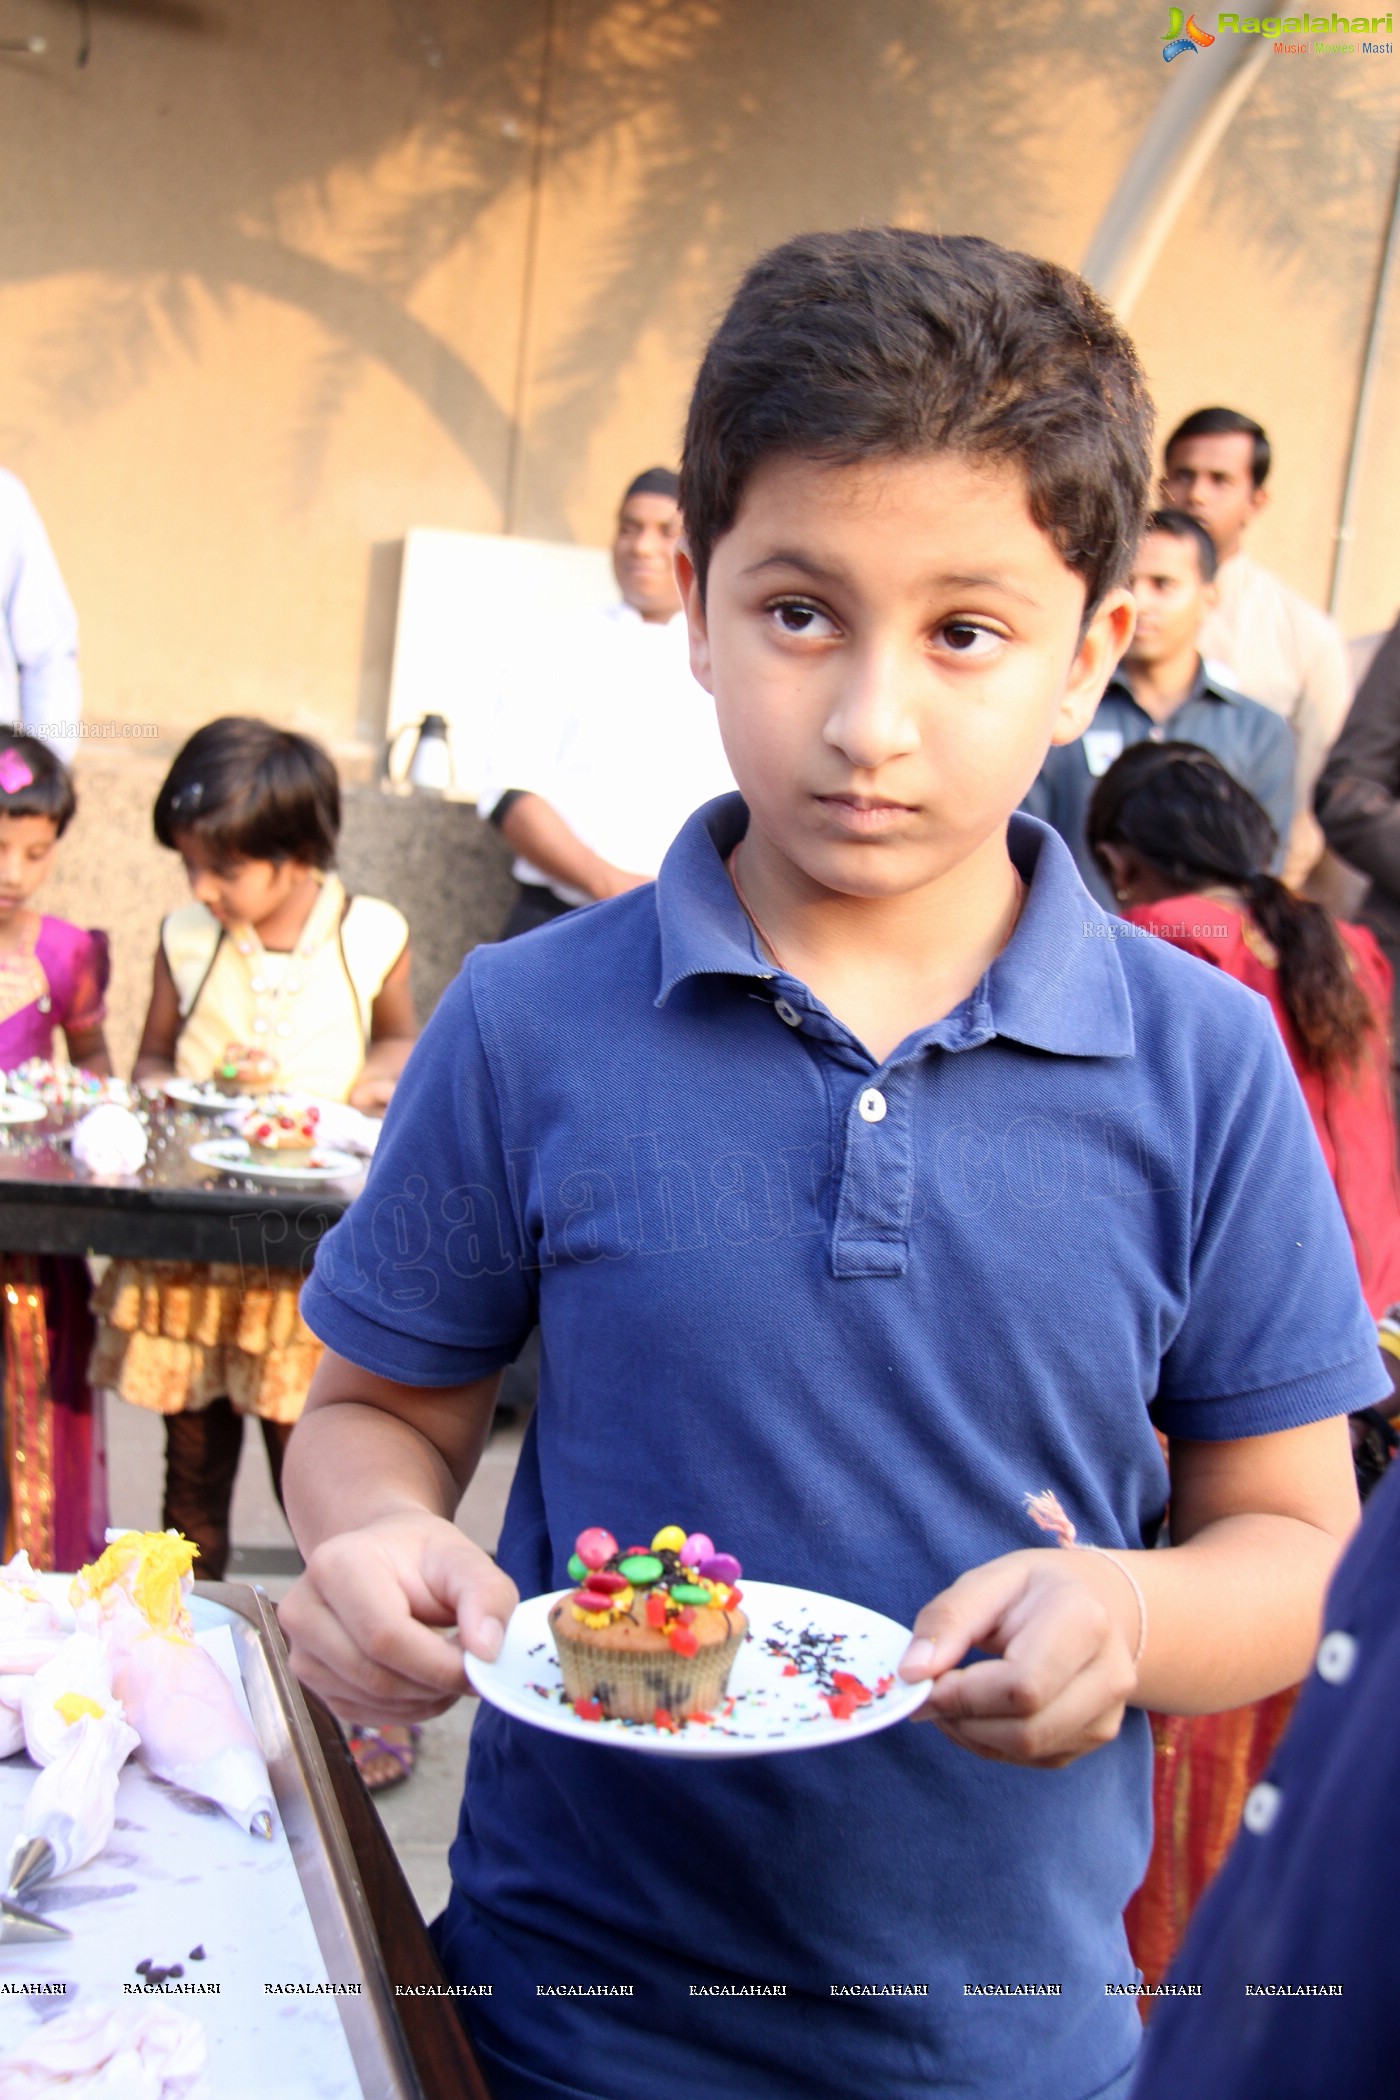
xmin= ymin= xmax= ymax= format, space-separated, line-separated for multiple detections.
xmin=0 ymin=731 xmax=77 ymax=836
xmin=154 ymin=717 xmax=340 ymax=870
xmin=681 ymin=227 xmax=1154 ymax=613
xmin=1087 ymin=740 xmax=1373 ymax=1078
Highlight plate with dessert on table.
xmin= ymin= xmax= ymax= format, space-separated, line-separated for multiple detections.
xmin=165 ymin=1043 xmax=281 ymax=1113
xmin=467 ymin=1523 xmax=929 ymax=1759
xmin=188 ymin=1101 xmax=362 ymax=1185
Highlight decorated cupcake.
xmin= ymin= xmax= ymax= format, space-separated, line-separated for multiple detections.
xmin=213 ymin=1043 xmax=280 ymax=1095
xmin=548 ymin=1525 xmax=746 ymax=1724
xmin=241 ymin=1101 xmax=320 ymax=1167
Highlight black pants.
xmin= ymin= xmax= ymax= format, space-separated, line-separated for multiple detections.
xmin=163 ymin=1399 xmax=295 ymax=1581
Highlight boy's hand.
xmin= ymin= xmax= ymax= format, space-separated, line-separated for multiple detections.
xmin=898 ymin=1549 xmax=1140 ymax=1768
xmin=279 ymin=1511 xmax=519 ymax=1724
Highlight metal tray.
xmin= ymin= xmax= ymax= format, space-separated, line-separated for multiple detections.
xmin=195 ymin=1581 xmax=426 ymax=2100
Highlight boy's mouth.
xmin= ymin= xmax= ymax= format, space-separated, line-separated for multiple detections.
xmin=815 ymin=793 xmax=918 ymax=830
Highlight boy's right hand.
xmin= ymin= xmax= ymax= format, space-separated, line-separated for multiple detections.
xmin=279 ymin=1512 xmax=519 ymax=1724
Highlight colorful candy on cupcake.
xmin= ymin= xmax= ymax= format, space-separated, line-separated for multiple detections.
xmin=212 ymin=1042 xmax=280 ymax=1095
xmin=240 ymin=1100 xmax=320 ymax=1166
xmin=548 ymin=1524 xmax=746 ymax=1726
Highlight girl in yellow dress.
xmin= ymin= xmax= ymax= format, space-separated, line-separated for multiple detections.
xmin=93 ymin=718 xmax=415 ymax=1583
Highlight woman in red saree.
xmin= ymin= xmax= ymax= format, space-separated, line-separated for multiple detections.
xmin=1087 ymin=740 xmax=1400 ymax=1992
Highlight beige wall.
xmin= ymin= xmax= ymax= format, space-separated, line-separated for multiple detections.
xmin=1 ymin=0 xmax=1397 ymax=767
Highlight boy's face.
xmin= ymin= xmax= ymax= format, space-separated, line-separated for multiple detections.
xmin=1125 ymin=531 xmax=1216 ymax=669
xmin=677 ymin=451 xmax=1132 ymax=905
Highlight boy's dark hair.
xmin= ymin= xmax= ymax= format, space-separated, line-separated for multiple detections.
xmin=1144 ymin=507 xmax=1218 ymax=583
xmin=680 ymin=227 xmax=1154 ymax=614
xmin=0 ymin=731 xmax=77 ymax=836
xmin=1087 ymin=740 xmax=1371 ymax=1078
xmin=154 ymin=717 xmax=340 ymax=870
xmin=1164 ymin=406 xmax=1271 ymax=489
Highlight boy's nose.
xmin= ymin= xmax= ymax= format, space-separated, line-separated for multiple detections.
xmin=822 ymin=646 xmax=920 ymax=770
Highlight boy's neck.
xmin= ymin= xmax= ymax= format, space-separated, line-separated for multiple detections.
xmin=730 ymin=829 xmax=1024 ymax=1066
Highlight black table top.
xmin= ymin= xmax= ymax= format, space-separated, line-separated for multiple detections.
xmin=0 ymin=1100 xmax=362 ymax=1264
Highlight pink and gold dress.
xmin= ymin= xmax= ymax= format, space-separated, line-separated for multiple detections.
xmin=0 ymin=914 xmax=110 ymax=1570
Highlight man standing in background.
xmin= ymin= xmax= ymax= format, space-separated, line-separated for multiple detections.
xmin=0 ymin=467 xmax=81 ymax=748
xmin=1162 ymin=406 xmax=1348 ymax=888
xmin=1025 ymin=508 xmax=1294 ymax=909
xmin=479 ymin=466 xmax=733 ymax=939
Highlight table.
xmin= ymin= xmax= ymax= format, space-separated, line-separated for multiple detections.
xmin=0 ymin=1107 xmax=495 ymax=2098
xmin=0 ymin=1100 xmax=360 ymax=1265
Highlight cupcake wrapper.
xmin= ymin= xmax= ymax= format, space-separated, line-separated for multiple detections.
xmin=554 ymin=1627 xmax=742 ymax=1722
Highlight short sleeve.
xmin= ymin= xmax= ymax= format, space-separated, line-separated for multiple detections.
xmin=1152 ymin=1007 xmax=1388 ymax=1439
xmin=300 ymin=957 xmax=537 ymax=1386
xmin=66 ymin=929 xmax=110 ymax=1034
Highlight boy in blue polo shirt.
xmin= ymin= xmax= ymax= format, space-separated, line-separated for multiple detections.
xmin=282 ymin=230 xmax=1378 ymax=2100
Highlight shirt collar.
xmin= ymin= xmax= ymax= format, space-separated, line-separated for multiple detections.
xmin=654 ymin=795 xmax=1134 ymax=1059
xmin=1104 ymin=656 xmax=1241 ymax=713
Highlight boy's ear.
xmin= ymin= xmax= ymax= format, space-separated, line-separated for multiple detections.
xmin=1050 ymin=586 xmax=1137 ymax=748
xmin=673 ymin=542 xmax=714 ymax=696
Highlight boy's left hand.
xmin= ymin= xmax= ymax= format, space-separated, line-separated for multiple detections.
xmin=899 ymin=1549 xmax=1140 ymax=1768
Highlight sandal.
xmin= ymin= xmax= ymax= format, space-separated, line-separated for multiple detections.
xmin=347 ymin=1722 xmax=420 ymax=1793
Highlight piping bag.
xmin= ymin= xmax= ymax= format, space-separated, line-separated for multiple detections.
xmin=72 ymin=1531 xmax=276 ymax=1840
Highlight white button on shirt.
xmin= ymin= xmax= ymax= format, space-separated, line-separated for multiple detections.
xmin=774 ymin=998 xmax=801 ymax=1027
xmin=1316 ymin=1630 xmax=1357 ymax=1684
xmin=1242 ymin=1781 xmax=1282 ymax=1836
xmin=858 ymin=1088 xmax=888 ymax=1123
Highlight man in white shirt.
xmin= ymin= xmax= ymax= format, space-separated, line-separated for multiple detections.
xmin=0 ymin=467 xmax=81 ymax=748
xmin=480 ymin=467 xmax=734 ymax=937
xmin=1161 ymin=407 xmax=1349 ymax=887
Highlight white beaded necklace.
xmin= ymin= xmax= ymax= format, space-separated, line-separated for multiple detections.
xmin=228 ymin=874 xmax=341 ymax=1062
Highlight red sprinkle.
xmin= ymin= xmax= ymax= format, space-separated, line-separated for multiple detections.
xmin=574 ymin=1698 xmax=604 ymax=1722
xmin=826 ymin=1692 xmax=859 ymax=1720
xmin=831 ymin=1670 xmax=873 ymax=1705
xmin=689 ymin=1711 xmax=713 ymax=1725
xmin=654 ymin=1708 xmax=678 ymax=1731
xmin=782 ymin=1663 xmax=800 ymax=1677
xmin=678 ymin=1606 xmax=696 ymax=1626
xmin=645 ymin=1594 xmax=667 ymax=1629
xmin=668 ymin=1625 xmax=699 ymax=1658
xmin=876 ymin=1674 xmax=896 ymax=1695
xmin=722 ymin=1696 xmax=737 ymax=1717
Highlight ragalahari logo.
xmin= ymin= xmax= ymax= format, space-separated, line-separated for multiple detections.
xmin=1163 ymin=7 xmax=1218 ymax=54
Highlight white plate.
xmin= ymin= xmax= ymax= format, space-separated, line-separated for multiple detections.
xmin=164 ymin=1077 xmax=241 ymax=1113
xmin=467 ymin=1580 xmax=928 ymax=1758
xmin=188 ymin=1137 xmax=364 ymax=1184
xmin=0 ymin=1094 xmax=48 ymax=1124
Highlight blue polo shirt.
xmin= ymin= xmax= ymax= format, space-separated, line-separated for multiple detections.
xmin=302 ymin=797 xmax=1381 ymax=2100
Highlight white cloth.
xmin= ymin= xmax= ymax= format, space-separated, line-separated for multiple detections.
xmin=477 ymin=602 xmax=734 ymax=902
xmin=1200 ymin=550 xmax=1351 ymax=884
xmin=0 ymin=468 xmax=81 ymax=752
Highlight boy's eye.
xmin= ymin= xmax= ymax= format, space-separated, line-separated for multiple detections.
xmin=769 ymin=599 xmax=836 ymax=639
xmin=939 ymin=621 xmax=1001 ymax=656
